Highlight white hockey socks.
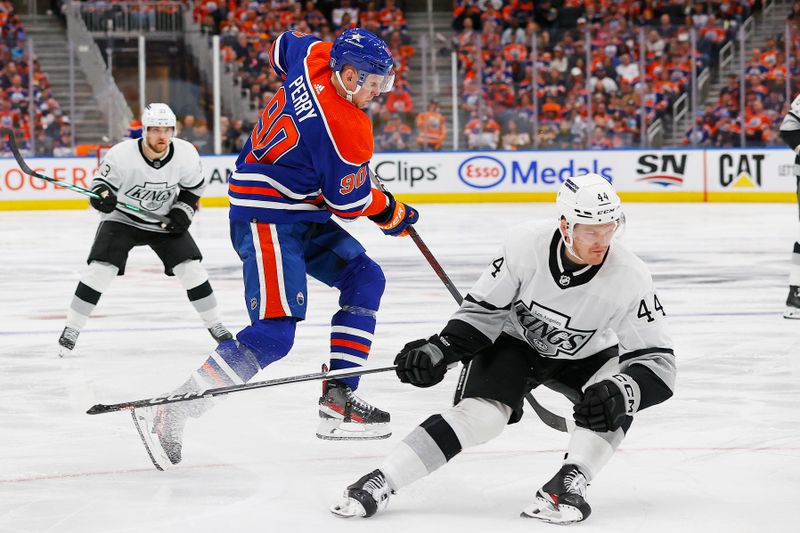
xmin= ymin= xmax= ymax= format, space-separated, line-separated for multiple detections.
xmin=789 ymin=242 xmax=800 ymax=286
xmin=173 ymin=259 xmax=222 ymax=328
xmin=65 ymin=261 xmax=118 ymax=330
xmin=379 ymin=398 xmax=511 ymax=490
xmin=564 ymin=426 xmax=625 ymax=481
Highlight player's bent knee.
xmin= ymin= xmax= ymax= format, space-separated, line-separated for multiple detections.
xmin=172 ymin=259 xmax=209 ymax=288
xmin=84 ymin=261 xmax=119 ymax=290
xmin=441 ymin=398 xmax=512 ymax=448
xmin=236 ymin=317 xmax=297 ymax=369
xmin=336 ymin=254 xmax=385 ymax=309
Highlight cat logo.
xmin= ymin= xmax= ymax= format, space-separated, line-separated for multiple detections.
xmin=719 ymin=154 xmax=764 ymax=188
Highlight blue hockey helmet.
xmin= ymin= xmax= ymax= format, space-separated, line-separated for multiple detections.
xmin=330 ymin=28 xmax=395 ymax=96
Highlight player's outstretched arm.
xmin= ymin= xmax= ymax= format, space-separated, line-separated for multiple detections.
xmin=394 ymin=318 xmax=494 ymax=388
xmin=394 ymin=335 xmax=458 ymax=387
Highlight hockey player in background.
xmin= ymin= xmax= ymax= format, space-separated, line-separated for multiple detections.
xmin=331 ymin=174 xmax=676 ymax=525
xmin=57 ymin=103 xmax=232 ymax=357
xmin=131 ymin=28 xmax=419 ymax=469
xmin=779 ymin=95 xmax=800 ymax=318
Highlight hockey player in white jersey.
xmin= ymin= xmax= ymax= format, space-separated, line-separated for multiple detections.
xmin=779 ymin=94 xmax=800 ymax=319
xmin=57 ymin=103 xmax=232 ymax=356
xmin=331 ymin=174 xmax=676 ymax=524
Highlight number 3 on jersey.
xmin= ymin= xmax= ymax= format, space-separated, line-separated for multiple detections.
xmin=246 ymin=87 xmax=300 ymax=164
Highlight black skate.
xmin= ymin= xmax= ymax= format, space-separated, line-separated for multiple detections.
xmin=57 ymin=326 xmax=79 ymax=358
xmin=208 ymin=323 xmax=234 ymax=343
xmin=131 ymin=404 xmax=188 ymax=471
xmin=784 ymin=285 xmax=800 ymax=319
xmin=317 ymin=378 xmax=391 ymax=440
xmin=521 ymin=464 xmax=592 ymax=524
xmin=330 ymin=469 xmax=394 ymax=518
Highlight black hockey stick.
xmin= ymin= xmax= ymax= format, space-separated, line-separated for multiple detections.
xmin=86 ymin=364 xmax=396 ymax=415
xmin=367 ymin=167 xmax=463 ymax=304
xmin=368 ymin=168 xmax=570 ymax=433
xmin=0 ymin=128 xmax=171 ymax=225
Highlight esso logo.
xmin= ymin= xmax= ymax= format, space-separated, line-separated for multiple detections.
xmin=458 ymin=156 xmax=506 ymax=189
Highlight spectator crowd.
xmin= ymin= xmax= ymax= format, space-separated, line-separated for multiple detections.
xmin=452 ymin=0 xmax=758 ymax=149
xmin=8 ymin=0 xmax=800 ymax=155
xmin=1 ymin=1 xmax=73 ymax=156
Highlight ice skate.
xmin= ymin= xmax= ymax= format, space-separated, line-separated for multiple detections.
xmin=131 ymin=403 xmax=189 ymax=471
xmin=330 ymin=469 xmax=394 ymax=518
xmin=57 ymin=326 xmax=79 ymax=358
xmin=784 ymin=285 xmax=800 ymax=319
xmin=521 ymin=464 xmax=591 ymax=524
xmin=208 ymin=323 xmax=234 ymax=343
xmin=317 ymin=378 xmax=391 ymax=440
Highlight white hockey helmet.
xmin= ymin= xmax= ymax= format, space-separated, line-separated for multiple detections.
xmin=557 ymin=173 xmax=624 ymax=254
xmin=141 ymin=103 xmax=176 ymax=139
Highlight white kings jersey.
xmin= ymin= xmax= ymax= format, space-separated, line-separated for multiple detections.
xmin=449 ymin=222 xmax=676 ymax=396
xmin=780 ymin=94 xmax=800 ymax=171
xmin=92 ymin=137 xmax=206 ymax=232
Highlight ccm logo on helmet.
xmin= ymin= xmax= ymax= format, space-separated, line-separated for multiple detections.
xmin=458 ymin=155 xmax=506 ymax=189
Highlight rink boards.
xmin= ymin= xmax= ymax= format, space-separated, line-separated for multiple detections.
xmin=0 ymin=147 xmax=797 ymax=210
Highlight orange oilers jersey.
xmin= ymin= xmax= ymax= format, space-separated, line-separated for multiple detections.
xmin=231 ymin=32 xmax=386 ymax=224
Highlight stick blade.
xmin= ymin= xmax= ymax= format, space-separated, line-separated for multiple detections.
xmin=86 ymin=403 xmax=120 ymax=415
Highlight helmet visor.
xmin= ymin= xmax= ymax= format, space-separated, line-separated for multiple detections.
xmin=360 ymin=71 xmax=395 ymax=93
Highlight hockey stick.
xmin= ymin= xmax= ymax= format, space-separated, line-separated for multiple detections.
xmin=0 ymin=128 xmax=171 ymax=225
xmin=368 ymin=167 xmax=570 ymax=433
xmin=86 ymin=364 xmax=397 ymax=415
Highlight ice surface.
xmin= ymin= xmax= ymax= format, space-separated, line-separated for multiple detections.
xmin=1 ymin=203 xmax=798 ymax=532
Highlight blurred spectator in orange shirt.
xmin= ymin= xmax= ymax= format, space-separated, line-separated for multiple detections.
xmin=385 ymin=84 xmax=413 ymax=117
xmin=379 ymin=114 xmax=412 ymax=151
xmin=464 ymin=114 xmax=501 ymax=149
xmin=415 ymin=100 xmax=447 ymax=151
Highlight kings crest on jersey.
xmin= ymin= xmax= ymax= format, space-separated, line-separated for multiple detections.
xmin=450 ymin=222 xmax=673 ymax=363
xmin=230 ymin=31 xmax=376 ymax=224
xmin=92 ymin=137 xmax=205 ymax=231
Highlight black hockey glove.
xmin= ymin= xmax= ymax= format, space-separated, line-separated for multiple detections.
xmin=394 ymin=335 xmax=457 ymax=388
xmin=89 ymin=184 xmax=117 ymax=213
xmin=573 ymin=374 xmax=639 ymax=433
xmin=368 ymin=191 xmax=419 ymax=237
xmin=165 ymin=201 xmax=195 ymax=233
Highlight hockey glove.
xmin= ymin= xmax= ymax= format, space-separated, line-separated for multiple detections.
xmin=368 ymin=191 xmax=419 ymax=237
xmin=89 ymin=184 xmax=117 ymax=214
xmin=573 ymin=374 xmax=640 ymax=433
xmin=394 ymin=335 xmax=457 ymax=388
xmin=165 ymin=201 xmax=195 ymax=233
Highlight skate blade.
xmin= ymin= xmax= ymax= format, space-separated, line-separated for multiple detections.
xmin=330 ymin=497 xmax=367 ymax=518
xmin=316 ymin=419 xmax=392 ymax=441
xmin=130 ymin=409 xmax=170 ymax=471
xmin=783 ymin=307 xmax=800 ymax=319
xmin=57 ymin=346 xmax=73 ymax=358
xmin=521 ymin=499 xmax=585 ymax=525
